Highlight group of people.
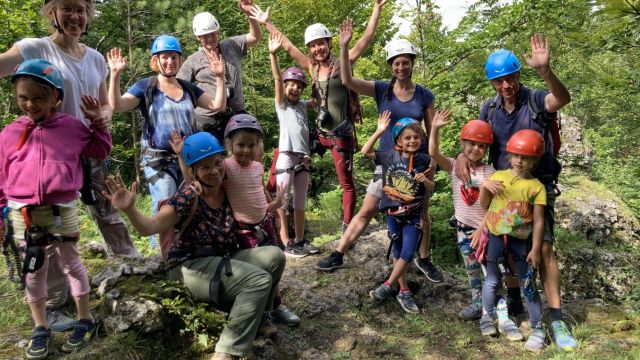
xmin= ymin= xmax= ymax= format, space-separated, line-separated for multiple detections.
xmin=0 ymin=0 xmax=579 ymax=359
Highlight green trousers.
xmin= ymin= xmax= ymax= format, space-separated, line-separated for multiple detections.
xmin=167 ymin=246 xmax=285 ymax=356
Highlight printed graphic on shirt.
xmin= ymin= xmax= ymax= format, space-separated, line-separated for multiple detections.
xmin=487 ymin=199 xmax=535 ymax=239
xmin=383 ymin=164 xmax=422 ymax=204
xmin=460 ymin=179 xmax=480 ymax=206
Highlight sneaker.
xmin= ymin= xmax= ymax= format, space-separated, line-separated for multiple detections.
xmin=258 ymin=316 xmax=278 ymax=338
xmin=396 ymin=291 xmax=420 ymax=314
xmin=270 ymin=304 xmax=300 ymax=326
xmin=551 ymin=320 xmax=577 ymax=352
xmin=414 ymin=257 xmax=443 ymax=283
xmin=46 ymin=309 xmax=77 ymax=332
xmin=62 ymin=318 xmax=97 ymax=352
xmin=300 ymin=239 xmax=320 ymax=254
xmin=459 ymin=302 xmax=483 ymax=321
xmin=370 ymin=283 xmax=394 ymax=303
xmin=26 ymin=326 xmax=51 ymax=360
xmin=498 ymin=318 xmax=524 ymax=341
xmin=314 ymin=251 xmax=344 ymax=271
xmin=284 ymin=242 xmax=310 ymax=258
xmin=479 ymin=314 xmax=498 ymax=336
xmin=524 ymin=326 xmax=546 ymax=352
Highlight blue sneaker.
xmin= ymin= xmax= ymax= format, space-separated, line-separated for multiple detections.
xmin=370 ymin=283 xmax=394 ymax=303
xmin=551 ymin=320 xmax=577 ymax=352
xmin=26 ymin=326 xmax=51 ymax=360
xmin=62 ymin=318 xmax=98 ymax=352
xmin=46 ymin=309 xmax=77 ymax=332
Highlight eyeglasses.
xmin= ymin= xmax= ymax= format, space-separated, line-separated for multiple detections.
xmin=59 ymin=6 xmax=88 ymax=16
xmin=196 ymin=163 xmax=223 ymax=174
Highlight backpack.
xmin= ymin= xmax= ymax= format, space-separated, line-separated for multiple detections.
xmin=140 ymin=75 xmax=198 ymax=127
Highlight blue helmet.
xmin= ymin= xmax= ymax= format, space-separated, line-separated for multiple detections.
xmin=11 ymin=59 xmax=65 ymax=100
xmin=182 ymin=132 xmax=224 ymax=166
xmin=151 ymin=35 xmax=183 ymax=55
xmin=391 ymin=117 xmax=418 ymax=143
xmin=485 ymin=49 xmax=521 ymax=80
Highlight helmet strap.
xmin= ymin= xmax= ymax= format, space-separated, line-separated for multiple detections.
xmin=52 ymin=13 xmax=65 ymax=35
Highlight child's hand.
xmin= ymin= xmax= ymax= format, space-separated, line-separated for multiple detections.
xmin=273 ymin=185 xmax=284 ymax=209
xmin=249 ymin=4 xmax=271 ymax=24
xmin=470 ymin=228 xmax=482 ymax=249
xmin=526 ymin=248 xmax=541 ymax=270
xmin=432 ymin=109 xmax=452 ymax=130
xmin=268 ymin=32 xmax=283 ymax=54
xmin=169 ymin=130 xmax=184 ymax=155
xmin=340 ymin=18 xmax=353 ymax=48
xmin=482 ymin=180 xmax=504 ymax=195
xmin=81 ymin=96 xmax=108 ymax=129
xmin=206 ymin=50 xmax=225 ymax=79
xmin=107 ymin=48 xmax=127 ymax=74
xmin=103 ymin=175 xmax=137 ymax=211
xmin=377 ymin=110 xmax=391 ymax=132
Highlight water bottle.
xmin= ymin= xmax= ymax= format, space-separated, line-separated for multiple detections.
xmin=496 ymin=297 xmax=509 ymax=323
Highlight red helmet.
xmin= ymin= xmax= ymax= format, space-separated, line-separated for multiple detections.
xmin=506 ymin=129 xmax=544 ymax=157
xmin=460 ymin=120 xmax=494 ymax=144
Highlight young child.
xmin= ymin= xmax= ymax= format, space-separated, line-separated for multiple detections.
xmin=222 ymin=114 xmax=300 ymax=327
xmin=363 ymin=111 xmax=435 ymax=314
xmin=429 ymin=110 xmax=496 ymax=321
xmin=268 ymin=31 xmax=318 ymax=257
xmin=478 ymin=129 xmax=546 ymax=352
xmin=0 ymin=59 xmax=111 ymax=359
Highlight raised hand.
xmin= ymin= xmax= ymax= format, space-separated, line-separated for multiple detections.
xmin=206 ymin=50 xmax=225 ymax=78
xmin=104 ymin=175 xmax=137 ymax=211
xmin=238 ymin=0 xmax=254 ymax=15
xmin=80 ymin=95 xmax=108 ymax=128
xmin=375 ymin=0 xmax=389 ymax=7
xmin=376 ymin=110 xmax=391 ymax=132
xmin=268 ymin=32 xmax=283 ymax=54
xmin=340 ymin=18 xmax=353 ymax=48
xmin=169 ymin=129 xmax=184 ymax=155
xmin=524 ymin=33 xmax=551 ymax=73
xmin=249 ymin=4 xmax=270 ymax=24
xmin=432 ymin=109 xmax=452 ymax=130
xmin=107 ymin=48 xmax=127 ymax=74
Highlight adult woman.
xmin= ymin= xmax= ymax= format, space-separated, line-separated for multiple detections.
xmin=107 ymin=35 xmax=226 ymax=221
xmin=252 ymin=1 xmax=388 ymax=233
xmin=0 ymin=0 xmax=139 ymax=331
xmin=177 ymin=0 xmax=263 ymax=140
xmin=315 ymin=20 xmax=442 ymax=283
xmin=105 ymin=132 xmax=285 ymax=360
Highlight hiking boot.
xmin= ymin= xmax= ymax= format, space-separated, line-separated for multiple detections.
xmin=551 ymin=320 xmax=577 ymax=352
xmin=524 ymin=326 xmax=546 ymax=352
xmin=62 ymin=318 xmax=97 ymax=352
xmin=479 ymin=315 xmax=498 ymax=336
xmin=46 ymin=309 xmax=76 ymax=332
xmin=370 ymin=283 xmax=394 ymax=303
xmin=414 ymin=257 xmax=443 ymax=283
xmin=26 ymin=326 xmax=51 ymax=360
xmin=284 ymin=242 xmax=310 ymax=258
xmin=396 ymin=291 xmax=420 ymax=314
xmin=258 ymin=316 xmax=278 ymax=338
xmin=314 ymin=251 xmax=344 ymax=271
xmin=300 ymin=239 xmax=320 ymax=254
xmin=270 ymin=304 xmax=300 ymax=326
xmin=459 ymin=302 xmax=483 ymax=321
xmin=498 ymin=318 xmax=524 ymax=341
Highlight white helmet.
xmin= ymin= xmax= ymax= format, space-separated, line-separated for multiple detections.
xmin=385 ymin=39 xmax=417 ymax=63
xmin=304 ymin=23 xmax=332 ymax=45
xmin=193 ymin=12 xmax=220 ymax=36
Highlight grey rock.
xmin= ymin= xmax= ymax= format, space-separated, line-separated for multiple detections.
xmin=104 ymin=295 xmax=163 ymax=334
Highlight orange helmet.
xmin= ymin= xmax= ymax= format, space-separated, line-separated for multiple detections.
xmin=506 ymin=129 xmax=544 ymax=157
xmin=460 ymin=120 xmax=494 ymax=144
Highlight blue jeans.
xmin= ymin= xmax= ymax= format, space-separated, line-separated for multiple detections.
xmin=387 ymin=213 xmax=422 ymax=262
xmin=142 ymin=154 xmax=183 ymax=246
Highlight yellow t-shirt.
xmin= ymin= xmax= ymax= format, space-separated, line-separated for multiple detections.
xmin=486 ymin=170 xmax=546 ymax=239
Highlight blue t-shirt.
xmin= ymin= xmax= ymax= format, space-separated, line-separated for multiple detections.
xmin=127 ymin=78 xmax=204 ymax=151
xmin=374 ymin=81 xmax=435 ymax=151
xmin=479 ymin=86 xmax=557 ymax=179
xmin=375 ymin=150 xmax=431 ymax=210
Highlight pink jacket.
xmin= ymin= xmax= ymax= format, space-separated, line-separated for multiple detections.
xmin=0 ymin=112 xmax=112 ymax=207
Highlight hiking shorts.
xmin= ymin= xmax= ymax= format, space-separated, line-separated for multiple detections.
xmin=366 ymin=165 xmax=384 ymax=199
xmin=543 ymin=184 xmax=557 ymax=243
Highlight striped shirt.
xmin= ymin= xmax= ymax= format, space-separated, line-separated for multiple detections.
xmin=448 ymin=158 xmax=496 ymax=229
xmin=223 ymin=157 xmax=268 ymax=224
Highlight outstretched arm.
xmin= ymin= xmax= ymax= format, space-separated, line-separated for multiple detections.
xmin=339 ymin=18 xmax=375 ymax=96
xmin=428 ymin=109 xmax=453 ymax=172
xmin=106 ymin=48 xmax=140 ymax=112
xmin=524 ymin=33 xmax=570 ymax=113
xmin=0 ymin=46 xmax=24 ymax=78
xmin=269 ymin=32 xmax=285 ymax=107
xmin=239 ymin=0 xmax=263 ymax=47
xmin=348 ymin=0 xmax=388 ymax=63
xmin=361 ymin=110 xmax=391 ymax=159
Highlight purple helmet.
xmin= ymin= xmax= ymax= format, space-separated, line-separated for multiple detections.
xmin=224 ymin=113 xmax=263 ymax=139
xmin=282 ymin=67 xmax=307 ymax=86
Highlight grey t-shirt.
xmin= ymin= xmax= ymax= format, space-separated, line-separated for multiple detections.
xmin=177 ymin=35 xmax=247 ymax=116
xmin=275 ymin=99 xmax=311 ymax=154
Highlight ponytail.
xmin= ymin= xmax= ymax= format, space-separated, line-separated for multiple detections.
xmin=386 ymin=76 xmax=397 ymax=102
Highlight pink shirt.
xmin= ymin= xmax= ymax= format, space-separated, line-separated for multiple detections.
xmin=448 ymin=158 xmax=495 ymax=229
xmin=222 ymin=157 xmax=268 ymax=224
